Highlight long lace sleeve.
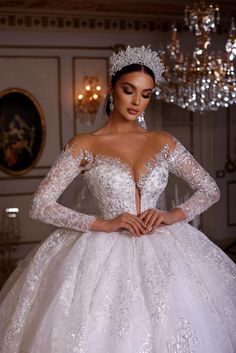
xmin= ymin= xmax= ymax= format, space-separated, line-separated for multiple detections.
xmin=167 ymin=139 xmax=220 ymax=222
xmin=29 ymin=145 xmax=97 ymax=232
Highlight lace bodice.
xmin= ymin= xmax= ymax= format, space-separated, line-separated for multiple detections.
xmin=29 ymin=136 xmax=220 ymax=232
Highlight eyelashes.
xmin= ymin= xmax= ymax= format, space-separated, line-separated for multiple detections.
xmin=123 ymin=89 xmax=132 ymax=95
xmin=123 ymin=89 xmax=151 ymax=99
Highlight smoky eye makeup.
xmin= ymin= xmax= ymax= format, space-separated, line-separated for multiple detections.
xmin=121 ymin=84 xmax=133 ymax=94
xmin=123 ymin=89 xmax=133 ymax=95
xmin=121 ymin=83 xmax=153 ymax=98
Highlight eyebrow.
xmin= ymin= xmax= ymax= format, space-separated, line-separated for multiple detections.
xmin=121 ymin=82 xmax=153 ymax=92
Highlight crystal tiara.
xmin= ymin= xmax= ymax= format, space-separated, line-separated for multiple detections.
xmin=108 ymin=45 xmax=164 ymax=83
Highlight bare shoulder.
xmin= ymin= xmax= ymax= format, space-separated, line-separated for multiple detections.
xmin=152 ymin=130 xmax=177 ymax=150
xmin=67 ymin=132 xmax=94 ymax=148
xmin=65 ymin=133 xmax=94 ymax=157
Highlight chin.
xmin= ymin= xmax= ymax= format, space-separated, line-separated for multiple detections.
xmin=120 ymin=113 xmax=137 ymax=123
xmin=125 ymin=117 xmax=137 ymax=123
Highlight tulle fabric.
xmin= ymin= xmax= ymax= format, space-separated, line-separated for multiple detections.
xmin=0 ymin=222 xmax=236 ymax=353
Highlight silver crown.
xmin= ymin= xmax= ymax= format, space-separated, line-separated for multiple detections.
xmin=109 ymin=45 xmax=164 ymax=83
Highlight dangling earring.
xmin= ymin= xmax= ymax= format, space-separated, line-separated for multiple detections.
xmin=136 ymin=111 xmax=147 ymax=129
xmin=109 ymin=95 xmax=114 ymax=112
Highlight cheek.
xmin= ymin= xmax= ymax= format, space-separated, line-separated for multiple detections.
xmin=114 ymin=92 xmax=131 ymax=107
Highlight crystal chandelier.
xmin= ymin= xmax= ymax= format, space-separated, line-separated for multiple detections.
xmin=155 ymin=2 xmax=236 ymax=112
xmin=76 ymin=76 xmax=103 ymax=125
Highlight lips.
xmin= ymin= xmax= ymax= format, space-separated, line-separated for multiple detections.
xmin=127 ymin=108 xmax=139 ymax=115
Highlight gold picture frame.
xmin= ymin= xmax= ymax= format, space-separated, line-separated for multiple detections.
xmin=0 ymin=88 xmax=46 ymax=176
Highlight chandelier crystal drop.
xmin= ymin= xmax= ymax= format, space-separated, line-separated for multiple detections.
xmin=155 ymin=2 xmax=236 ymax=112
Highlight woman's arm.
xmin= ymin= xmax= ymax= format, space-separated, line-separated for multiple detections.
xmin=167 ymin=138 xmax=220 ymax=222
xmin=29 ymin=138 xmax=97 ymax=232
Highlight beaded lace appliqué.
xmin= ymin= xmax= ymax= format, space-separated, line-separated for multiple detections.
xmin=167 ymin=317 xmax=199 ymax=353
xmin=91 ymin=143 xmax=170 ymax=191
xmin=30 ymin=137 xmax=220 ymax=230
xmin=29 ymin=147 xmax=97 ymax=232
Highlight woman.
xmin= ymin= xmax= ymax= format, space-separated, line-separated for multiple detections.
xmin=0 ymin=45 xmax=236 ymax=353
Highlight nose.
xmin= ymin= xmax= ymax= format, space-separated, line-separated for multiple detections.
xmin=131 ymin=95 xmax=140 ymax=106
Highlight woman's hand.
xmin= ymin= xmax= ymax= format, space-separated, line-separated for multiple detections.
xmin=90 ymin=212 xmax=147 ymax=236
xmin=138 ymin=207 xmax=186 ymax=234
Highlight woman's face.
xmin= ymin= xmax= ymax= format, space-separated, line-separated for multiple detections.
xmin=111 ymin=71 xmax=155 ymax=122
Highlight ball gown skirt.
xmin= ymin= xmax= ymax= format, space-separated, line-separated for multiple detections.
xmin=0 ymin=222 xmax=236 ymax=353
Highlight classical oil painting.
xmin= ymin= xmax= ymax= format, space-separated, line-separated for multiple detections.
xmin=0 ymin=88 xmax=45 ymax=176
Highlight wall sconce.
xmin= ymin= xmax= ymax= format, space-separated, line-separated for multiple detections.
xmin=76 ymin=76 xmax=103 ymax=125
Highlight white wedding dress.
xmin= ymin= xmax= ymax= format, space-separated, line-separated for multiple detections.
xmin=0 ymin=136 xmax=236 ymax=353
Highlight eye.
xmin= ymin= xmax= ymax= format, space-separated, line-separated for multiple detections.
xmin=123 ymin=88 xmax=133 ymax=95
xmin=142 ymin=94 xmax=152 ymax=99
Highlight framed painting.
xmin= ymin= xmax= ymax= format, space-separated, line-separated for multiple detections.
xmin=0 ymin=88 xmax=46 ymax=176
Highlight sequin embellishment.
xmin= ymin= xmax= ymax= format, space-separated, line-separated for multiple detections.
xmin=167 ymin=317 xmax=199 ymax=353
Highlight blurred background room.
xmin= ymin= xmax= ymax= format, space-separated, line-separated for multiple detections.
xmin=0 ymin=0 xmax=236 ymax=287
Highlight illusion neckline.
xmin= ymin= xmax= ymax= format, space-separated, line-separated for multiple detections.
xmin=64 ymin=137 xmax=179 ymax=189
xmin=83 ymin=142 xmax=172 ymax=190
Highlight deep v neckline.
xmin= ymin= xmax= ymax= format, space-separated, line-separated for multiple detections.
xmin=91 ymin=142 xmax=171 ymax=190
xmin=65 ymin=139 xmax=173 ymax=215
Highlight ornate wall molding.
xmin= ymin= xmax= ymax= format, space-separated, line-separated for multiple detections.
xmin=0 ymin=11 xmax=231 ymax=34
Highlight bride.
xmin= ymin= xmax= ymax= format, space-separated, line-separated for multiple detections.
xmin=0 ymin=45 xmax=236 ymax=353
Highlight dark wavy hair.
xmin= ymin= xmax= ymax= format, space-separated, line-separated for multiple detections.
xmin=106 ymin=63 xmax=155 ymax=116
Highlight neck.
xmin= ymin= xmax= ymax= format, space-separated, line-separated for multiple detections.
xmin=104 ymin=111 xmax=140 ymax=134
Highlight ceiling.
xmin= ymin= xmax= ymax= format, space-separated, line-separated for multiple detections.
xmin=0 ymin=0 xmax=235 ymax=19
